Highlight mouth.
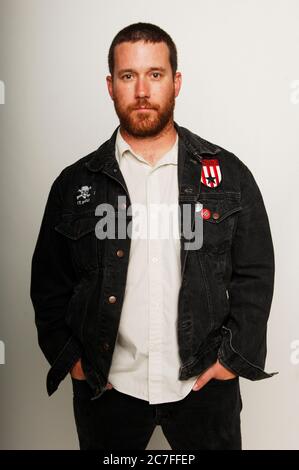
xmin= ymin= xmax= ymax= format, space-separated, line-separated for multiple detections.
xmin=133 ymin=107 xmax=154 ymax=111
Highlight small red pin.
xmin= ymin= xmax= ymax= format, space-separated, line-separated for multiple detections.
xmin=200 ymin=208 xmax=211 ymax=220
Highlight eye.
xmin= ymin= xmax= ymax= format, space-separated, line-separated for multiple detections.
xmin=122 ymin=74 xmax=133 ymax=80
xmin=152 ymin=72 xmax=161 ymax=79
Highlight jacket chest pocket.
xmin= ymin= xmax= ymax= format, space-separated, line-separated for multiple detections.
xmin=198 ymin=196 xmax=242 ymax=253
xmin=55 ymin=212 xmax=100 ymax=274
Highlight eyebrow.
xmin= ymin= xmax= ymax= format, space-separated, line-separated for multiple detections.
xmin=117 ymin=67 xmax=167 ymax=75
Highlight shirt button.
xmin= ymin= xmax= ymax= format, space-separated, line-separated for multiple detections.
xmin=103 ymin=342 xmax=110 ymax=351
xmin=152 ymin=257 xmax=159 ymax=263
xmin=108 ymin=295 xmax=117 ymax=304
xmin=212 ymin=212 xmax=220 ymax=220
xmin=116 ymin=249 xmax=124 ymax=258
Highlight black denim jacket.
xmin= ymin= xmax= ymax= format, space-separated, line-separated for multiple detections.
xmin=30 ymin=122 xmax=277 ymax=400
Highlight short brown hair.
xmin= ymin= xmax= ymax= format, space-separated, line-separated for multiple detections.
xmin=108 ymin=22 xmax=178 ymax=78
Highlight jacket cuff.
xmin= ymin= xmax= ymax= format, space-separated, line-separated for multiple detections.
xmin=46 ymin=335 xmax=82 ymax=396
xmin=217 ymin=326 xmax=278 ymax=380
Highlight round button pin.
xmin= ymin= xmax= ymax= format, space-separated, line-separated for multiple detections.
xmin=200 ymin=208 xmax=211 ymax=220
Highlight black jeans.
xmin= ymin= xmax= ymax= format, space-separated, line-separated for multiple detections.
xmin=71 ymin=376 xmax=242 ymax=450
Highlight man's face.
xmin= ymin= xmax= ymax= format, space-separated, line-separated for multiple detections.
xmin=106 ymin=41 xmax=181 ymax=137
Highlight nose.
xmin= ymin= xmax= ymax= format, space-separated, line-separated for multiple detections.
xmin=135 ymin=76 xmax=150 ymax=99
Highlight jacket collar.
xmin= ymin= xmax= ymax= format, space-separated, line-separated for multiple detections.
xmin=85 ymin=121 xmax=220 ymax=173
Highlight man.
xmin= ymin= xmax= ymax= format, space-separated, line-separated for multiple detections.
xmin=30 ymin=22 xmax=276 ymax=450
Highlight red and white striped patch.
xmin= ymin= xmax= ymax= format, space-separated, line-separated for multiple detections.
xmin=200 ymin=159 xmax=222 ymax=188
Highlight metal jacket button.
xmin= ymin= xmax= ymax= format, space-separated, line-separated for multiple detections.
xmin=108 ymin=295 xmax=117 ymax=304
xmin=116 ymin=249 xmax=124 ymax=258
xmin=212 ymin=212 xmax=220 ymax=220
xmin=184 ymin=187 xmax=193 ymax=193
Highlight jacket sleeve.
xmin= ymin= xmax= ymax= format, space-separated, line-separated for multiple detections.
xmin=30 ymin=173 xmax=83 ymax=395
xmin=217 ymin=162 xmax=277 ymax=380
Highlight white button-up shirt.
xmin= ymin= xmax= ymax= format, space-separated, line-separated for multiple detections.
xmin=107 ymin=127 xmax=197 ymax=404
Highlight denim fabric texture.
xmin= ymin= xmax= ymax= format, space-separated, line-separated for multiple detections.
xmin=30 ymin=122 xmax=276 ymax=401
xmin=71 ymin=376 xmax=242 ymax=450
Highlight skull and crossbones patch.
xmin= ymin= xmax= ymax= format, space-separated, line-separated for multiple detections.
xmin=76 ymin=185 xmax=92 ymax=205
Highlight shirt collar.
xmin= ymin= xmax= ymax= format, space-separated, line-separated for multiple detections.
xmin=115 ymin=127 xmax=178 ymax=166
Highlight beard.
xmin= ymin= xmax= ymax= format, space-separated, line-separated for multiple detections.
xmin=113 ymin=91 xmax=175 ymax=138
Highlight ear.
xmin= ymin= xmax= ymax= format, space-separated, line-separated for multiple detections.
xmin=174 ymin=71 xmax=182 ymax=98
xmin=106 ymin=75 xmax=114 ymax=100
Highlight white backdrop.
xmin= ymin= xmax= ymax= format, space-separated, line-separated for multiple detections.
xmin=0 ymin=0 xmax=298 ymax=449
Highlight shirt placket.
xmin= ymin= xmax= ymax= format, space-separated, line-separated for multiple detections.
xmin=147 ymin=167 xmax=164 ymax=403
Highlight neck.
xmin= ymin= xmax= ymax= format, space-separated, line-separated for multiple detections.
xmin=119 ymin=119 xmax=177 ymax=166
